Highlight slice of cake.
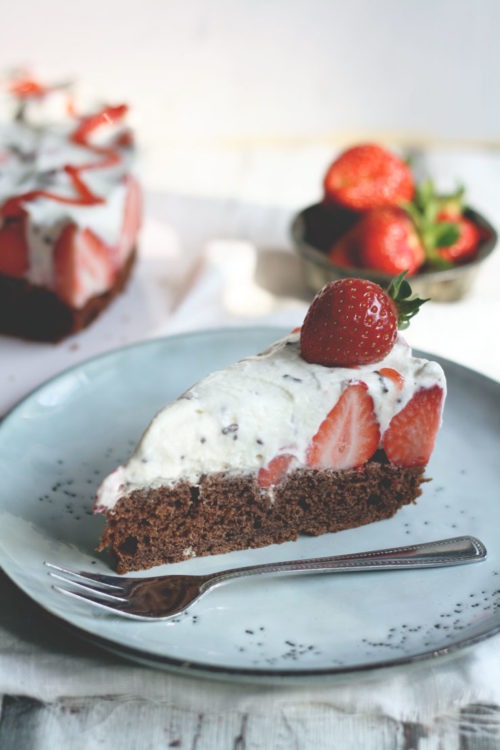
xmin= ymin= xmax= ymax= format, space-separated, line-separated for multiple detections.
xmin=0 ymin=72 xmax=141 ymax=341
xmin=95 ymin=274 xmax=445 ymax=573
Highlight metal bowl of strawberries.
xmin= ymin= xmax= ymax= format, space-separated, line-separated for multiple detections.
xmin=291 ymin=144 xmax=497 ymax=302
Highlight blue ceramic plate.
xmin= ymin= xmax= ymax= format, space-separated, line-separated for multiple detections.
xmin=0 ymin=327 xmax=499 ymax=682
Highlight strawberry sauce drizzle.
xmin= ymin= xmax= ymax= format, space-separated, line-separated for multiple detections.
xmin=7 ymin=76 xmax=50 ymax=99
xmin=1 ymin=97 xmax=128 ymax=218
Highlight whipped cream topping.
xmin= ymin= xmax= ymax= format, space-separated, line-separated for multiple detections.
xmin=95 ymin=332 xmax=446 ymax=511
xmin=0 ymin=87 xmax=138 ymax=306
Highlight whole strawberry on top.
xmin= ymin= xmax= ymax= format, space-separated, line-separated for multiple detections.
xmin=323 ymin=143 xmax=415 ymax=211
xmin=300 ymin=272 xmax=426 ymax=367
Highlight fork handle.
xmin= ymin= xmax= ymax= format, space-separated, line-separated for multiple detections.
xmin=202 ymin=536 xmax=486 ymax=591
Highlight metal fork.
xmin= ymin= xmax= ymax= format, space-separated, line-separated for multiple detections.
xmin=45 ymin=535 xmax=486 ymax=621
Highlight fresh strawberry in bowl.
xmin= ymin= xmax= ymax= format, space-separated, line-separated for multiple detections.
xmin=291 ymin=144 xmax=497 ymax=302
xmin=323 ymin=143 xmax=415 ymax=210
xmin=434 ymin=185 xmax=485 ymax=265
xmin=330 ymin=206 xmax=426 ymax=277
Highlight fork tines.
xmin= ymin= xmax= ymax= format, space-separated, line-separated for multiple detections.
xmin=45 ymin=561 xmax=129 ymax=611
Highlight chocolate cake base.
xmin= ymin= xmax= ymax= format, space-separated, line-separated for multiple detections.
xmin=98 ymin=461 xmax=426 ymax=573
xmin=0 ymin=248 xmax=137 ymax=342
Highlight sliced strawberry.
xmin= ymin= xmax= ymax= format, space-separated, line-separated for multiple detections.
xmin=307 ymin=384 xmax=380 ymax=470
xmin=378 ymin=367 xmax=404 ymax=391
xmin=257 ymin=454 xmax=294 ymax=488
xmin=54 ymin=224 xmax=115 ymax=308
xmin=117 ymin=175 xmax=142 ymax=265
xmin=0 ymin=216 xmax=29 ymax=278
xmin=383 ymin=385 xmax=444 ymax=467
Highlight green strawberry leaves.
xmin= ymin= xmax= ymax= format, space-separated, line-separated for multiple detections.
xmin=402 ymin=180 xmax=462 ymax=269
xmin=387 ymin=271 xmax=429 ymax=330
xmin=434 ymin=222 xmax=461 ymax=248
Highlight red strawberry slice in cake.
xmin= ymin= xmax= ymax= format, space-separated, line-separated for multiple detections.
xmin=117 ymin=175 xmax=142 ymax=265
xmin=0 ymin=217 xmax=29 ymax=278
xmin=307 ymin=383 xmax=380 ymax=471
xmin=257 ymin=453 xmax=295 ymax=488
xmin=383 ymin=385 xmax=444 ymax=467
xmin=54 ymin=224 xmax=115 ymax=308
xmin=378 ymin=367 xmax=405 ymax=391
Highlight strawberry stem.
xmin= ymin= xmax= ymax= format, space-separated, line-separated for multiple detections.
xmin=402 ymin=180 xmax=462 ymax=270
xmin=387 ymin=272 xmax=429 ymax=330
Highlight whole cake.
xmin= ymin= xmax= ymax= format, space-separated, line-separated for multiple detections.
xmin=96 ymin=274 xmax=446 ymax=573
xmin=0 ymin=72 xmax=141 ymax=341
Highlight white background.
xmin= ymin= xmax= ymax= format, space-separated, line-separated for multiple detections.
xmin=0 ymin=0 xmax=499 ymax=203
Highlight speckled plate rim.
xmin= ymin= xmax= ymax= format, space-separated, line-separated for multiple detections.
xmin=0 ymin=326 xmax=499 ymax=684
xmin=29 ymin=600 xmax=500 ymax=686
